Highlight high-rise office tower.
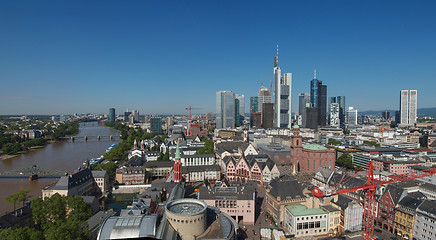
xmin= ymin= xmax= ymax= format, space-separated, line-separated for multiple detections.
xmin=250 ymin=96 xmax=258 ymax=113
xmin=150 ymin=117 xmax=162 ymax=134
xmin=382 ymin=111 xmax=391 ymax=121
xmin=298 ymin=93 xmax=310 ymax=127
xmin=400 ymin=90 xmax=418 ymax=126
xmin=346 ymin=107 xmax=358 ymax=125
xmin=309 ymin=69 xmax=327 ymax=126
xmin=329 ymin=103 xmax=340 ymax=127
xmin=216 ymin=91 xmax=235 ymax=129
xmin=132 ymin=110 xmax=139 ymax=123
xmin=258 ymin=85 xmax=272 ymax=114
xmin=109 ymin=108 xmax=115 ymax=123
xmin=330 ymin=96 xmax=346 ymax=126
xmin=235 ymin=98 xmax=240 ymax=126
xmin=124 ymin=109 xmax=131 ymax=122
xmin=236 ymin=94 xmax=245 ymax=117
xmin=273 ymin=46 xmax=292 ymax=128
xmin=262 ymin=103 xmax=274 ymax=129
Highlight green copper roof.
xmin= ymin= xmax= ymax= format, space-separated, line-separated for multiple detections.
xmin=175 ymin=143 xmax=181 ymax=159
xmin=285 ymin=204 xmax=327 ymax=216
xmin=302 ymin=144 xmax=328 ymax=151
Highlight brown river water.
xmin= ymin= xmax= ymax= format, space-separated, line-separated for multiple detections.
xmin=0 ymin=122 xmax=120 ymax=215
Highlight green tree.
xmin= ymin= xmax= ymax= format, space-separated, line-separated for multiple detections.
xmin=31 ymin=194 xmax=91 ymax=239
xmin=195 ymin=137 xmax=214 ymax=154
xmin=92 ymin=161 xmax=117 ymax=178
xmin=336 ymin=153 xmax=354 ymax=169
xmin=4 ymin=189 xmax=31 ymax=211
xmin=0 ymin=227 xmax=44 ymax=240
xmin=390 ymin=121 xmax=396 ymax=128
xmin=2 ymin=142 xmax=23 ymax=154
xmin=328 ymin=138 xmax=342 ymax=146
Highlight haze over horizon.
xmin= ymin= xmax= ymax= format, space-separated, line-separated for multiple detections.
xmin=1 ymin=1 xmax=435 ymax=115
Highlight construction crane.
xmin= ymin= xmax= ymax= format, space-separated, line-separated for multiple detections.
xmin=312 ymin=161 xmax=436 ymax=240
xmin=185 ymin=106 xmax=201 ymax=136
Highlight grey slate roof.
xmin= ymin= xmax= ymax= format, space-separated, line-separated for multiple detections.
xmin=246 ymin=154 xmax=276 ymax=171
xmin=315 ymin=167 xmax=333 ymax=180
xmin=397 ymin=193 xmax=425 ymax=210
xmin=215 ymin=141 xmax=245 ymax=155
xmin=417 ymin=200 xmax=436 ymax=215
xmin=268 ymin=175 xmax=305 ymax=200
xmin=321 ymin=205 xmax=341 ymax=213
xmin=384 ymin=185 xmax=408 ymax=205
xmin=92 ymin=170 xmax=107 ymax=179
xmin=332 ymin=195 xmax=353 ymax=209
xmin=52 ymin=168 xmax=93 ymax=190
xmin=198 ymin=180 xmax=257 ymax=201
xmin=327 ymin=172 xmax=365 ymax=189
xmin=143 ymin=161 xmax=173 ymax=168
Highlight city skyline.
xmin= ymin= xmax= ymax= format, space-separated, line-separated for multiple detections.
xmin=1 ymin=1 xmax=435 ymax=115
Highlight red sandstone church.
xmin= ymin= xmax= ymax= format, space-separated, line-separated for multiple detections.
xmin=290 ymin=126 xmax=336 ymax=173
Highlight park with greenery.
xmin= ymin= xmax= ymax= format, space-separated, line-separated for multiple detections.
xmin=1 ymin=193 xmax=91 ymax=240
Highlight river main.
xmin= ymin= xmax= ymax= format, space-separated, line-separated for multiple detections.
xmin=0 ymin=122 xmax=120 ymax=215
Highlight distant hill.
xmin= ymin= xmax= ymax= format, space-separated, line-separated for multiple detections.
xmin=359 ymin=107 xmax=436 ymax=117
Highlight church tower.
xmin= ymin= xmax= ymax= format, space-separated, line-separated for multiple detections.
xmin=174 ymin=143 xmax=182 ymax=182
xmin=291 ymin=125 xmax=302 ymax=174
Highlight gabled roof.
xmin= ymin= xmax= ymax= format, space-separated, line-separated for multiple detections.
xmin=397 ymin=193 xmax=425 ymax=211
xmin=268 ymin=175 xmax=305 ymax=200
xmin=215 ymin=141 xmax=245 ymax=155
xmin=327 ymin=172 xmax=365 ymax=189
xmin=384 ymin=185 xmax=407 ymax=205
xmin=246 ymin=154 xmax=276 ymax=171
xmin=315 ymin=167 xmax=332 ymax=180
xmin=222 ymin=156 xmax=236 ymax=166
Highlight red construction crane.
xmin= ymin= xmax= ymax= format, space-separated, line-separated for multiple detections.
xmin=185 ymin=106 xmax=201 ymax=136
xmin=312 ymin=161 xmax=436 ymax=240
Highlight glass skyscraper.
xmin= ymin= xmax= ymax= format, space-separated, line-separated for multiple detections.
xmin=216 ymin=91 xmax=235 ymax=129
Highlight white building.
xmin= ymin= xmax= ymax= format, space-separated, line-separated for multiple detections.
xmin=329 ymin=103 xmax=340 ymax=127
xmin=181 ymin=154 xmax=215 ymax=166
xmin=273 ymin=46 xmax=292 ymax=128
xmin=400 ymin=90 xmax=418 ymax=126
xmin=284 ymin=204 xmax=328 ymax=237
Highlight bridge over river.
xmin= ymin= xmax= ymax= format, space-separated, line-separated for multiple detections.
xmin=59 ymin=135 xmax=121 ymax=142
xmin=0 ymin=165 xmax=67 ymax=179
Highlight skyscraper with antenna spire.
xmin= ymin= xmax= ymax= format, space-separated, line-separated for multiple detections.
xmin=309 ymin=68 xmax=327 ymax=127
xmin=273 ymin=45 xmax=292 ymax=128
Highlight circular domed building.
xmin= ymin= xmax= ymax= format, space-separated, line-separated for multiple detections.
xmin=165 ymin=199 xmax=208 ymax=240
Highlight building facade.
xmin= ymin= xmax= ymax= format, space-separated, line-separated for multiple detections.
xmin=273 ymin=46 xmax=292 ymax=128
xmin=150 ymin=117 xmax=162 ymax=134
xmin=216 ymin=91 xmax=235 ymax=129
xmin=284 ymin=204 xmax=328 ymax=238
xmin=199 ymin=181 xmax=256 ymax=225
xmin=290 ymin=126 xmax=335 ymax=173
xmin=109 ymin=108 xmax=115 ymax=122
xmin=413 ymin=200 xmax=436 ymax=240
xmin=115 ymin=166 xmax=147 ymax=185
xmin=400 ymin=90 xmax=418 ymax=126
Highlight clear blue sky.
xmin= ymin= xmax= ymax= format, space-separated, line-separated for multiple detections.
xmin=1 ymin=0 xmax=435 ymax=115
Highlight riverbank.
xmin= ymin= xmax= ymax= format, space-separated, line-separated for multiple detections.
xmin=0 ymin=122 xmax=121 ymax=214
xmin=0 ymin=154 xmax=16 ymax=161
